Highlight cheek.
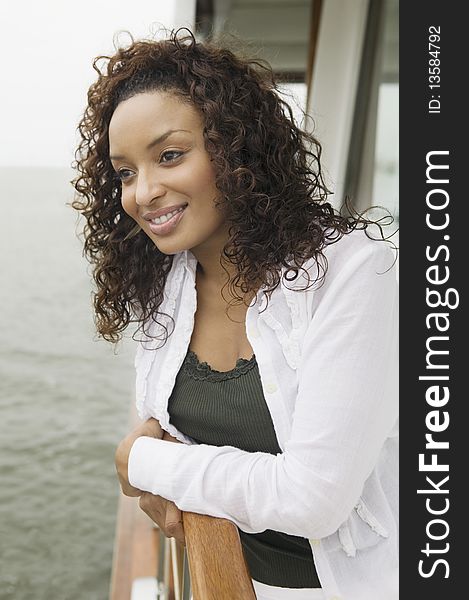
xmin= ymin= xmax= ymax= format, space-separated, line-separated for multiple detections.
xmin=194 ymin=170 xmax=221 ymax=212
xmin=120 ymin=190 xmax=136 ymax=217
xmin=184 ymin=157 xmax=218 ymax=193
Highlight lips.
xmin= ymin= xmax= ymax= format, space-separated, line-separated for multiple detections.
xmin=142 ymin=203 xmax=189 ymax=221
xmin=146 ymin=204 xmax=187 ymax=236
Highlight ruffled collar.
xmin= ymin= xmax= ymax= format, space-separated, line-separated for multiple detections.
xmin=182 ymin=348 xmax=257 ymax=382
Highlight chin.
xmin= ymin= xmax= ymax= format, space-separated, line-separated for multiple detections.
xmin=151 ymin=238 xmax=189 ymax=257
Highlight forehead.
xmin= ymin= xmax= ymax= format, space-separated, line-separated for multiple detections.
xmin=108 ymin=91 xmax=203 ymax=142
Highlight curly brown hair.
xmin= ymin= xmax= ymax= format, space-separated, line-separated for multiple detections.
xmin=71 ymin=27 xmax=394 ymax=345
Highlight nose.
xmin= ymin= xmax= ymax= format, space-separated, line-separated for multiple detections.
xmin=135 ymin=170 xmax=166 ymax=206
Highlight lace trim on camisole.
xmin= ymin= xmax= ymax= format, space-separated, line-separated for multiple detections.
xmin=183 ymin=349 xmax=257 ymax=381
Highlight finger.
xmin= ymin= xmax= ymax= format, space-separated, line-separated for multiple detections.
xmin=139 ymin=493 xmax=165 ymax=528
xmin=139 ymin=491 xmax=151 ymax=511
xmin=165 ymin=502 xmax=185 ymax=546
xmin=138 ymin=494 xmax=185 ymax=546
xmin=139 ymin=492 xmax=159 ymax=516
xmin=121 ymin=483 xmax=142 ymax=498
xmin=119 ymin=474 xmax=142 ymax=497
xmin=162 ymin=430 xmax=181 ymax=443
xmin=143 ymin=417 xmax=163 ymax=437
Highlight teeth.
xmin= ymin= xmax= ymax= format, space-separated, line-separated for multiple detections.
xmin=152 ymin=206 xmax=185 ymax=225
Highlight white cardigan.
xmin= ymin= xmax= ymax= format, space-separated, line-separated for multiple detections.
xmin=128 ymin=229 xmax=399 ymax=600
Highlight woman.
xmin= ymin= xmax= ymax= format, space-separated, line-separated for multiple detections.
xmin=72 ymin=29 xmax=398 ymax=600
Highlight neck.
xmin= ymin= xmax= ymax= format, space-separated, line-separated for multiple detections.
xmin=189 ymin=223 xmax=235 ymax=288
xmin=195 ymin=255 xmax=232 ymax=283
xmin=190 ymin=251 xmax=259 ymax=308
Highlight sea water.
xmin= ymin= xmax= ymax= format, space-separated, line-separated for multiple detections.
xmin=0 ymin=167 xmax=137 ymax=599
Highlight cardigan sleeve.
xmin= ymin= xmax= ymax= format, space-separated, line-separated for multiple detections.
xmin=128 ymin=240 xmax=398 ymax=539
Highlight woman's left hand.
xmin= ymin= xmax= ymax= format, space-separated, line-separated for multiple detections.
xmin=115 ymin=417 xmax=164 ymax=497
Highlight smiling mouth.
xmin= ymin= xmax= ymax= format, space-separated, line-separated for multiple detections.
xmin=149 ymin=205 xmax=187 ymax=225
xmin=146 ymin=204 xmax=188 ymax=236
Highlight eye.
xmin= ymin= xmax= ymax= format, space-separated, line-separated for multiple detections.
xmin=160 ymin=150 xmax=183 ymax=163
xmin=114 ymin=168 xmax=134 ymax=183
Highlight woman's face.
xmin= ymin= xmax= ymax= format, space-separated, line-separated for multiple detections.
xmin=108 ymin=91 xmax=229 ymax=257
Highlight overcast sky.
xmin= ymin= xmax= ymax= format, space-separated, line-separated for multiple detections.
xmin=0 ymin=0 xmax=195 ymax=167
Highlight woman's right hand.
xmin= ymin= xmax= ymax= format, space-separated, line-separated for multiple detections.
xmin=139 ymin=492 xmax=185 ymax=545
xmin=137 ymin=429 xmax=186 ymax=545
xmin=115 ymin=417 xmax=164 ymax=497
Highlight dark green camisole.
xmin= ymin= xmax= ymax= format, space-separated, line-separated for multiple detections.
xmin=167 ymin=347 xmax=321 ymax=588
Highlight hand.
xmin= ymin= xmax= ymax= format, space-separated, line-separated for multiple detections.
xmin=139 ymin=492 xmax=185 ymax=546
xmin=115 ymin=417 xmax=164 ymax=497
xmin=138 ymin=430 xmax=185 ymax=545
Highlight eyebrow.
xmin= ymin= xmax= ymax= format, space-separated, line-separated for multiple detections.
xmin=109 ymin=129 xmax=190 ymax=160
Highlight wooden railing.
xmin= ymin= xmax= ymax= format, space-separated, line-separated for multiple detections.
xmin=183 ymin=512 xmax=256 ymax=600
xmin=110 ymin=408 xmax=256 ymax=599
xmin=110 ymin=498 xmax=256 ymax=599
